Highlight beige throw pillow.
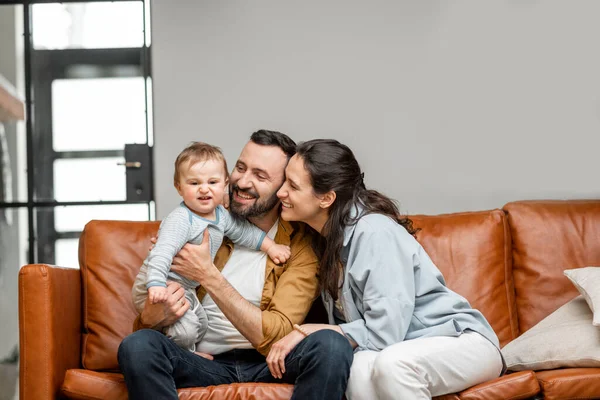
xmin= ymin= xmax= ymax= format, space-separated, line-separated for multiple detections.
xmin=564 ymin=266 xmax=600 ymax=326
xmin=501 ymin=296 xmax=600 ymax=371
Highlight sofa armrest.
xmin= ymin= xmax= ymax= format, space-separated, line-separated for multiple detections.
xmin=19 ymin=264 xmax=82 ymax=400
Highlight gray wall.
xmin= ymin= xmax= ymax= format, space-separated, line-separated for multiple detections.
xmin=151 ymin=0 xmax=600 ymax=218
xmin=0 ymin=4 xmax=22 ymax=361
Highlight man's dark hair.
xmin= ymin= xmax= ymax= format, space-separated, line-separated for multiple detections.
xmin=250 ymin=129 xmax=296 ymax=160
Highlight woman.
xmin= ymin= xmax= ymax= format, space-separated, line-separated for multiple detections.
xmin=268 ymin=139 xmax=504 ymax=400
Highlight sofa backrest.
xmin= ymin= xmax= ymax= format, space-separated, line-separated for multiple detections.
xmin=81 ymin=201 xmax=599 ymax=370
xmin=504 ymin=200 xmax=600 ymax=334
xmin=79 ymin=210 xmax=520 ymax=371
xmin=411 ymin=209 xmax=518 ymax=347
xmin=79 ymin=220 xmax=160 ymax=371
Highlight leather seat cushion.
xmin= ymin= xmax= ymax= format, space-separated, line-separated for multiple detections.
xmin=457 ymin=371 xmax=540 ymax=400
xmin=62 ymin=369 xmax=294 ymax=400
xmin=536 ymin=368 xmax=600 ymax=400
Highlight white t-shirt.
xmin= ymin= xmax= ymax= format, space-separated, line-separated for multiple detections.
xmin=195 ymin=220 xmax=278 ymax=355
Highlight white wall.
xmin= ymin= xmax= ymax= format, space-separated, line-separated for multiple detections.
xmin=151 ymin=0 xmax=600 ymax=218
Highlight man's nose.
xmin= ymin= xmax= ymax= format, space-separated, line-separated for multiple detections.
xmin=236 ymin=172 xmax=252 ymax=189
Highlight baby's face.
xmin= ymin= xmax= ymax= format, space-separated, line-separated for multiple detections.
xmin=176 ymin=158 xmax=228 ymax=219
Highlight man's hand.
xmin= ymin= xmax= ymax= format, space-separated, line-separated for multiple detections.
xmin=148 ymin=286 xmax=168 ymax=304
xmin=266 ymin=329 xmax=306 ymax=379
xmin=140 ymin=281 xmax=189 ymax=329
xmin=171 ymin=230 xmax=218 ymax=284
xmin=222 ymin=190 xmax=230 ymax=209
xmin=266 ymin=243 xmax=291 ymax=265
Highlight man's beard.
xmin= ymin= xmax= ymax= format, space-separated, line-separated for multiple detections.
xmin=229 ymin=184 xmax=281 ymax=219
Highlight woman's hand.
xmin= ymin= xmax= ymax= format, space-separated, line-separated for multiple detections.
xmin=266 ymin=330 xmax=306 ymax=379
xmin=194 ymin=351 xmax=214 ymax=360
xmin=171 ymin=230 xmax=218 ymax=284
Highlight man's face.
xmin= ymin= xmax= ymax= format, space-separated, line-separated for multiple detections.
xmin=229 ymin=141 xmax=288 ymax=219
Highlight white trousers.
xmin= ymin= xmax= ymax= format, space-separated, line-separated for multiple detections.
xmin=346 ymin=331 xmax=503 ymax=400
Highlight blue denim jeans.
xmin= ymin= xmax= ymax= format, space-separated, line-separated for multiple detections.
xmin=118 ymin=329 xmax=353 ymax=400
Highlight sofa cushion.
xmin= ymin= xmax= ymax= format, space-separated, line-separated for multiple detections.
xmin=536 ymin=368 xmax=600 ymax=400
xmin=79 ymin=220 xmax=160 ymax=370
xmin=62 ymin=369 xmax=294 ymax=400
xmin=411 ymin=209 xmax=518 ymax=347
xmin=501 ymin=296 xmax=600 ymax=371
xmin=564 ymin=266 xmax=600 ymax=325
xmin=504 ymin=200 xmax=600 ymax=334
xmin=62 ymin=369 xmax=534 ymax=400
xmin=179 ymin=383 xmax=293 ymax=400
xmin=457 ymin=371 xmax=540 ymax=400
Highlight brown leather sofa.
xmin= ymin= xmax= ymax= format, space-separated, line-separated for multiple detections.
xmin=19 ymin=200 xmax=600 ymax=400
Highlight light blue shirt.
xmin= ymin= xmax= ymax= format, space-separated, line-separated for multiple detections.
xmin=323 ymin=207 xmax=500 ymax=353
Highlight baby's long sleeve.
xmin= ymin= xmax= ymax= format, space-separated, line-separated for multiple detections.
xmin=220 ymin=206 xmax=266 ymax=250
xmin=146 ymin=206 xmax=192 ymax=288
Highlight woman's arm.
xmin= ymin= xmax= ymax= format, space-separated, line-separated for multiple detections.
xmin=300 ymin=323 xmax=358 ymax=348
xmin=337 ymin=216 xmax=417 ymax=351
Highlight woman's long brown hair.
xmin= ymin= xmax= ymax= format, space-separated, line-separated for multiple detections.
xmin=296 ymin=139 xmax=418 ymax=301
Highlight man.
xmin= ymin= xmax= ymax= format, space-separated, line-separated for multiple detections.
xmin=118 ymin=130 xmax=353 ymax=400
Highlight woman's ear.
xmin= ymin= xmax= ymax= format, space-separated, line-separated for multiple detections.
xmin=319 ymin=190 xmax=336 ymax=209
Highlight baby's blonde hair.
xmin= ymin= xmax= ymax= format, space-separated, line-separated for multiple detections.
xmin=173 ymin=142 xmax=229 ymax=187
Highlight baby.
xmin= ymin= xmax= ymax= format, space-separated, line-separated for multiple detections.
xmin=132 ymin=142 xmax=290 ymax=351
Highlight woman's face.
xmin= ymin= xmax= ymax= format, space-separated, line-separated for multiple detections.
xmin=277 ymin=155 xmax=325 ymax=227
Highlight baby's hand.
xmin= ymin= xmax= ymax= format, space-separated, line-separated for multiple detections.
xmin=148 ymin=286 xmax=168 ymax=304
xmin=267 ymin=244 xmax=291 ymax=265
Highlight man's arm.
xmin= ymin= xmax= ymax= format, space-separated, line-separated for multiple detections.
xmin=201 ymin=272 xmax=264 ymax=345
xmin=170 ymin=230 xmax=264 ymax=344
xmin=171 ymin=228 xmax=320 ymax=355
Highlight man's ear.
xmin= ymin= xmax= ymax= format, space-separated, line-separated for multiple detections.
xmin=319 ymin=190 xmax=336 ymax=209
